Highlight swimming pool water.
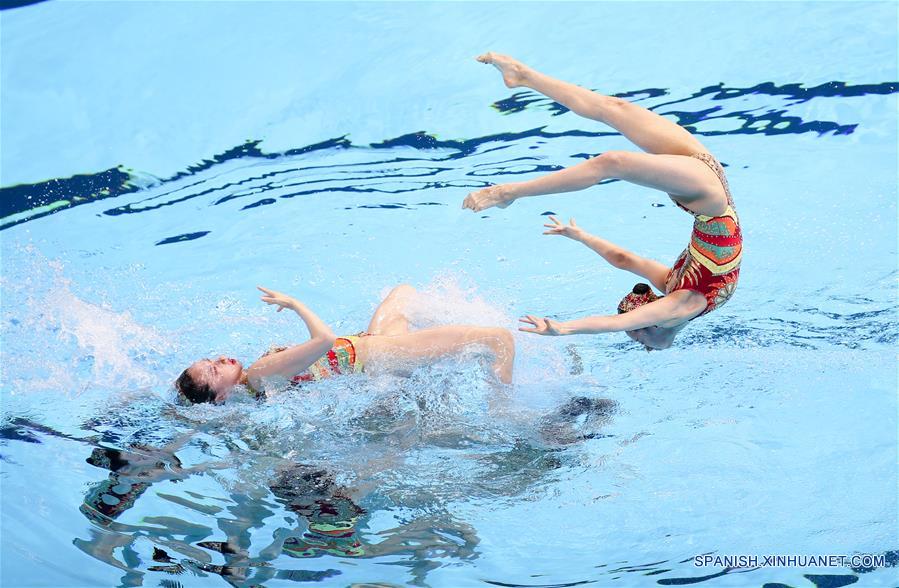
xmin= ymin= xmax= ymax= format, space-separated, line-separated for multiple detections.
xmin=2 ymin=2 xmax=897 ymax=587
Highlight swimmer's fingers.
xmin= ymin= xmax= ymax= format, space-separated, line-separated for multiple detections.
xmin=544 ymin=217 xmax=581 ymax=238
xmin=463 ymin=186 xmax=512 ymax=212
xmin=462 ymin=191 xmax=488 ymax=212
xmin=543 ymin=216 xmax=569 ymax=236
xmin=258 ymin=285 xmax=291 ymax=300
xmin=519 ymin=315 xmax=561 ymax=335
xmin=260 ymin=296 xmax=285 ymax=312
xmin=518 ymin=315 xmax=542 ymax=333
xmin=462 ymin=192 xmax=475 ymax=210
xmin=258 ymin=286 xmax=291 ymax=312
xmin=257 ymin=285 xmax=282 ymax=297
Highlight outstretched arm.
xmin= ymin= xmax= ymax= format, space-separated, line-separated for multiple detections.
xmin=258 ymin=286 xmax=334 ymax=340
xmin=544 ymin=217 xmax=670 ymax=291
xmin=247 ymin=287 xmax=337 ymax=388
xmin=520 ymin=295 xmax=691 ymax=335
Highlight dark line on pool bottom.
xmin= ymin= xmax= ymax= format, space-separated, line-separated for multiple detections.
xmin=495 ymin=81 xmax=899 ymax=116
xmin=155 ymin=231 xmax=210 ymax=246
xmin=0 ymin=137 xmax=351 ymax=231
xmin=0 ymin=0 xmax=51 ymax=11
xmin=762 ymin=576 xmax=860 ymax=588
xmin=2 ymin=80 xmax=896 ymax=232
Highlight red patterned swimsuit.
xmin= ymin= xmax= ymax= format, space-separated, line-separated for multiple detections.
xmin=665 ymin=153 xmax=742 ymax=317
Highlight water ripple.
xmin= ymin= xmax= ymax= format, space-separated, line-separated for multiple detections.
xmin=2 ymin=80 xmax=895 ymax=230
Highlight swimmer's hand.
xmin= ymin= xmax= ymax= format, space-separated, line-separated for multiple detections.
xmin=543 ymin=216 xmax=583 ymax=239
xmin=258 ymin=286 xmax=297 ymax=312
xmin=463 ymin=184 xmax=515 ymax=212
xmin=519 ymin=315 xmax=566 ymax=336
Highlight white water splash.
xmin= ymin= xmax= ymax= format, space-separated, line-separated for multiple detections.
xmin=3 ymin=248 xmax=172 ymax=396
xmin=397 ymin=273 xmax=573 ymax=385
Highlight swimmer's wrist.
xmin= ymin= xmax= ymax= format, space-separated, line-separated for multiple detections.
xmin=504 ymin=184 xmax=523 ymax=202
xmin=559 ymin=319 xmax=606 ymax=335
xmin=555 ymin=321 xmax=574 ymax=336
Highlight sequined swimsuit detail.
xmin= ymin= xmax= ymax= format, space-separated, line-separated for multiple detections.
xmin=665 ymin=152 xmax=742 ymax=316
xmin=291 ymin=335 xmax=365 ymax=383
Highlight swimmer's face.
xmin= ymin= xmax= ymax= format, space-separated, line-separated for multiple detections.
xmin=626 ymin=326 xmax=673 ymax=351
xmin=187 ymin=356 xmax=243 ymax=403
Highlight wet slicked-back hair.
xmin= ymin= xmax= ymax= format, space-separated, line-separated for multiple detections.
xmin=175 ymin=368 xmax=216 ymax=404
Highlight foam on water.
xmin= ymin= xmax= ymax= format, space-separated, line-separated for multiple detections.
xmin=2 ymin=246 xmax=172 ymax=397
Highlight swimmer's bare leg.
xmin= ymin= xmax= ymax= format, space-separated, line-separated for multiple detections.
xmin=365 ymin=326 xmax=515 ymax=384
xmin=463 ymin=54 xmax=725 ymax=211
xmin=476 ymin=52 xmax=707 ymax=156
xmin=366 ymin=284 xmax=416 ymax=336
xmin=463 ymin=148 xmax=722 ymax=211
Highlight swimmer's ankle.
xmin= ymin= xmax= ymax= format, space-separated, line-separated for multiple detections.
xmin=510 ymin=63 xmax=536 ymax=89
xmin=504 ymin=183 xmax=522 ymax=200
xmin=479 ymin=52 xmax=533 ymax=89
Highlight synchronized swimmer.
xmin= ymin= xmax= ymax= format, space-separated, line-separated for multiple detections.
xmin=177 ymin=52 xmax=743 ymax=402
xmin=463 ymin=53 xmax=742 ymax=350
xmin=176 ymin=285 xmax=514 ymax=404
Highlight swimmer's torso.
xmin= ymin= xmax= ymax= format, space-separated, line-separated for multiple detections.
xmin=665 ymin=152 xmax=742 ymax=316
xmin=262 ymin=334 xmax=370 ymax=386
xmin=292 ymin=335 xmax=366 ymax=383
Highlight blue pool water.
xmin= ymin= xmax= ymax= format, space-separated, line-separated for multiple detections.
xmin=1 ymin=2 xmax=897 ymax=587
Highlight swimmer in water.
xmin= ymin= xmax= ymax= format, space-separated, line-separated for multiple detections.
xmin=175 ymin=285 xmax=515 ymax=404
xmin=463 ymin=53 xmax=742 ymax=350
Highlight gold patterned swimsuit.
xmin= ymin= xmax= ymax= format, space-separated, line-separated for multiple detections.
xmin=665 ymin=153 xmax=743 ymax=316
xmin=290 ymin=335 xmax=366 ymax=383
xmin=251 ymin=336 xmax=367 ymax=397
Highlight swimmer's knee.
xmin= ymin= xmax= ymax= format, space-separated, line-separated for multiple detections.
xmin=389 ymin=284 xmax=416 ymax=298
xmin=489 ymin=328 xmax=515 ymax=356
xmin=493 ymin=330 xmax=515 ymax=384
xmin=500 ymin=328 xmax=515 ymax=350
xmin=591 ymin=150 xmax=628 ymax=176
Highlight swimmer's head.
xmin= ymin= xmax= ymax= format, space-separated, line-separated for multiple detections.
xmin=617 ymin=283 xmax=672 ymax=350
xmin=617 ymin=282 xmax=660 ymax=314
xmin=175 ymin=356 xmax=243 ymax=404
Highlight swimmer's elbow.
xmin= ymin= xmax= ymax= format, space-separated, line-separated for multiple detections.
xmin=607 ymin=251 xmax=633 ymax=270
xmin=312 ymin=333 xmax=337 ymax=346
